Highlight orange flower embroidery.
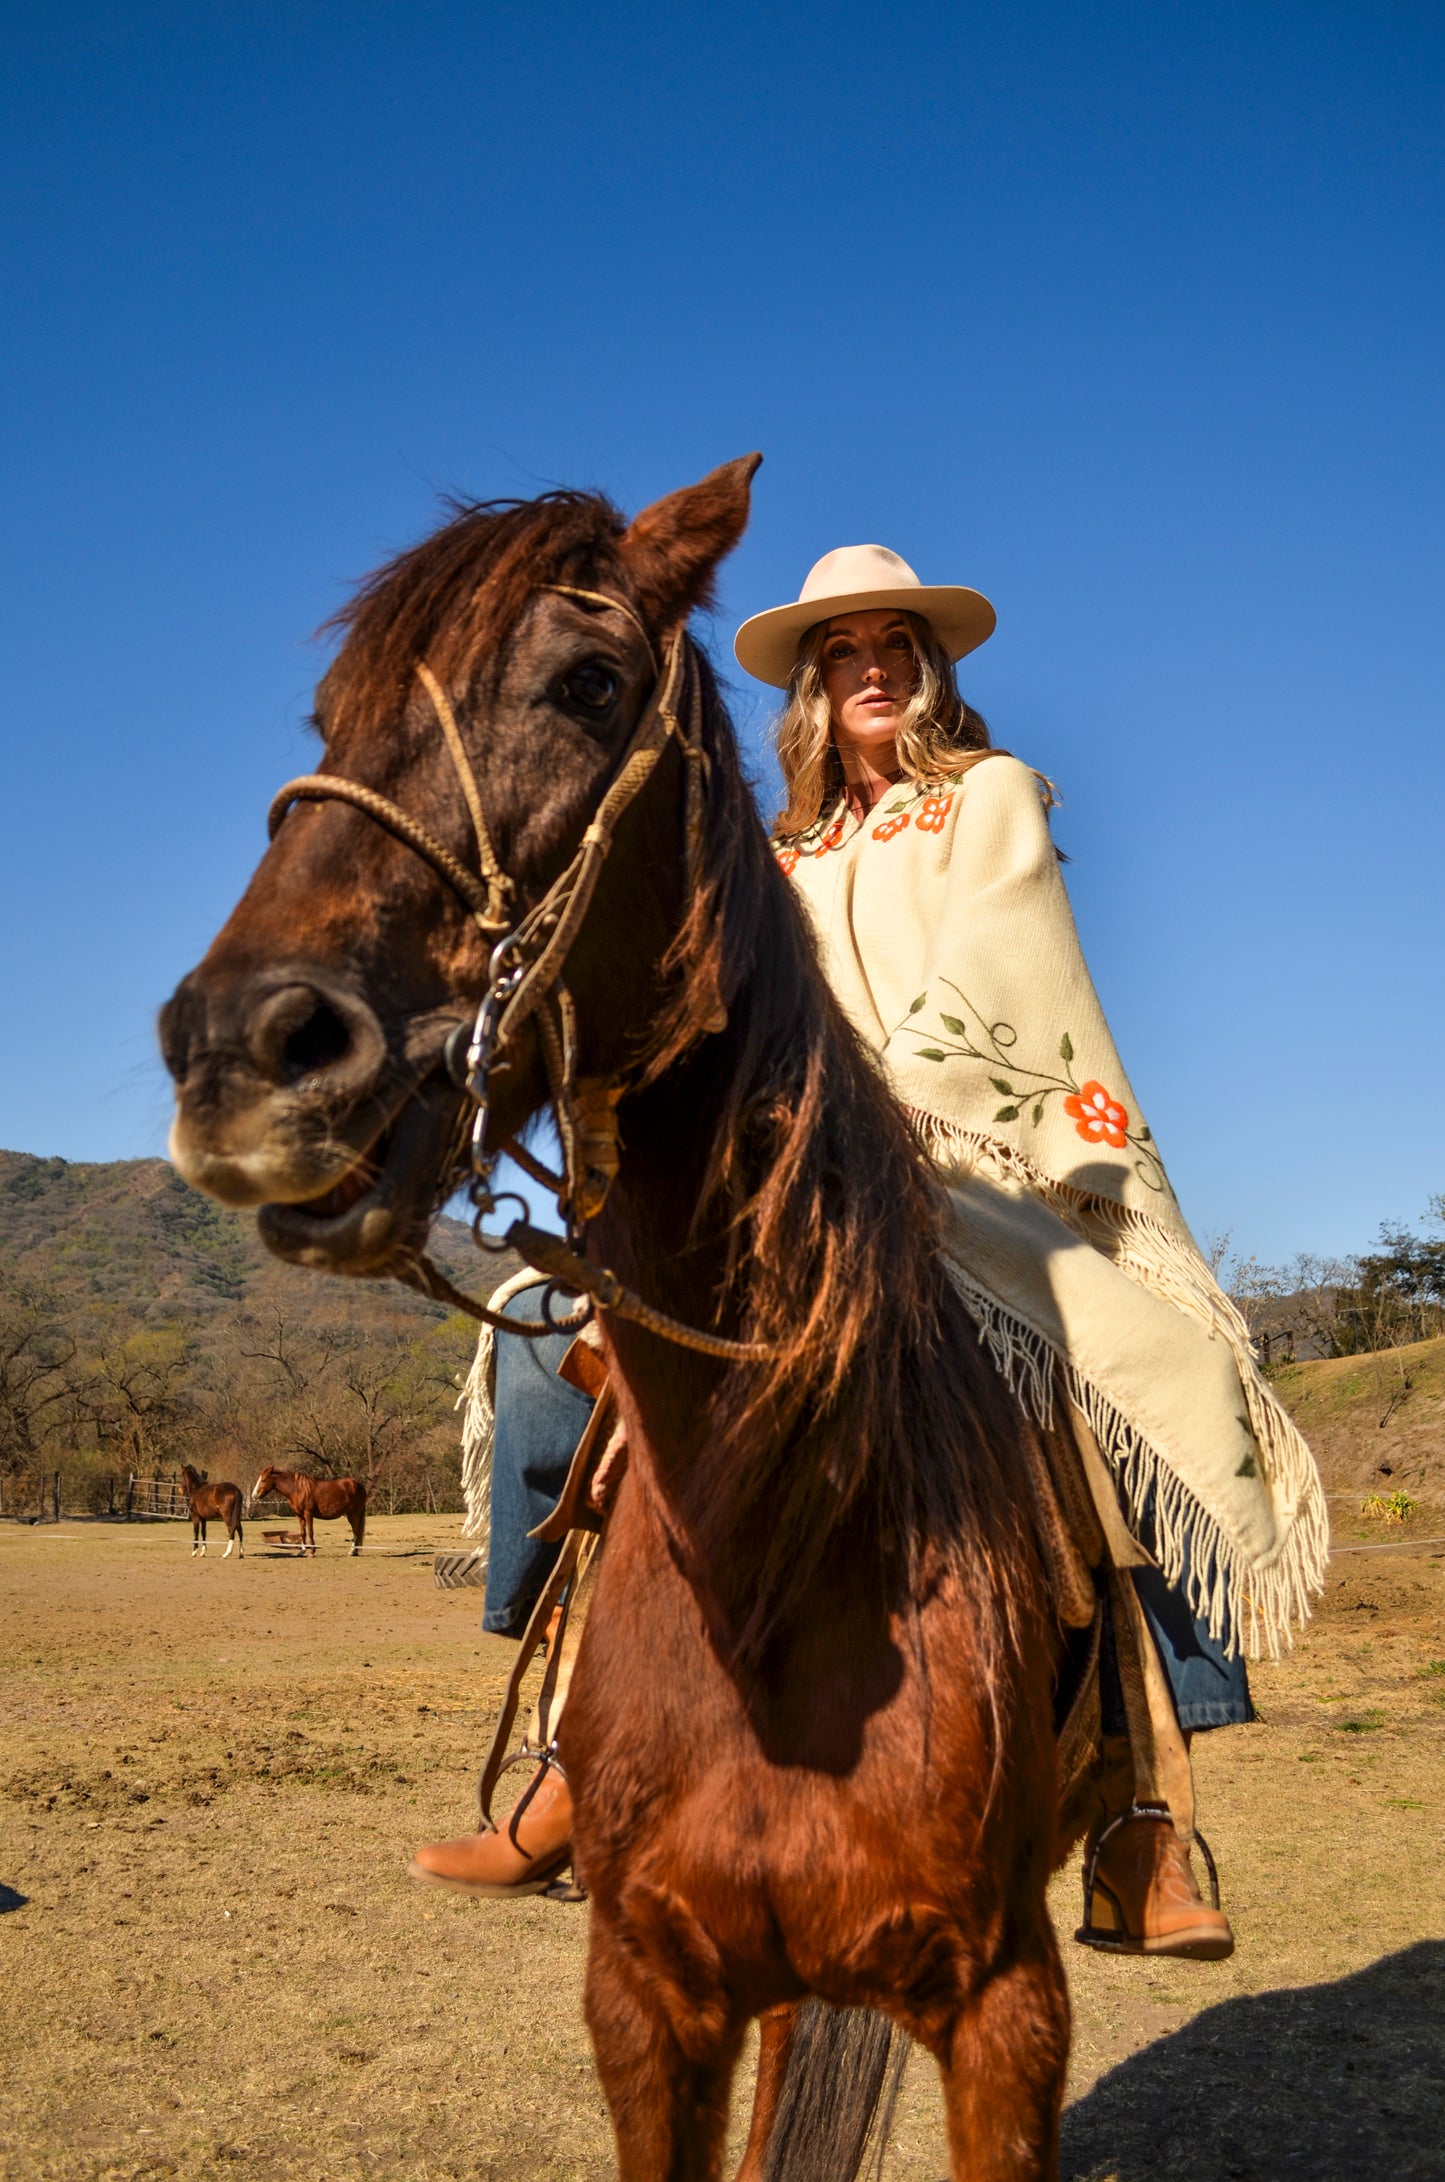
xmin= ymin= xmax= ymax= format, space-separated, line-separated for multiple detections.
xmin=775 ymin=847 xmax=800 ymax=876
xmin=873 ymin=813 xmax=911 ymax=842
xmin=915 ymin=792 xmax=954 ymax=835
xmin=819 ymin=816 xmax=847 ymax=853
xmin=1063 ymin=1080 xmax=1129 ymax=1149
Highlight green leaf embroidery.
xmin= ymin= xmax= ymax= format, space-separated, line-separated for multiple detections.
xmin=886 ymin=799 xmax=909 ymax=814
xmin=939 ymin=1015 xmax=968 ymax=1036
xmin=994 ymin=1104 xmax=1021 ymax=1122
xmin=908 ymin=993 xmax=927 ymax=1014
xmin=1138 ymin=1125 xmax=1152 ymax=1141
xmin=917 ymin=1049 xmax=946 ymax=1062
xmin=1059 ymin=1032 xmax=1074 ymax=1063
xmin=1032 ymin=1102 xmax=1044 ymax=1124
xmin=1236 ymin=1451 xmax=1258 ymax=1478
xmin=989 ymin=1077 xmax=1014 ymax=1095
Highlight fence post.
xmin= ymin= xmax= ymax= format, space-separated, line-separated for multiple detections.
xmin=124 ymin=1473 xmax=135 ymax=1521
xmin=52 ymin=1472 xmax=60 ymax=1523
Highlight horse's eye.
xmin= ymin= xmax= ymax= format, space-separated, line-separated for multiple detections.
xmin=558 ymin=661 xmax=619 ymax=715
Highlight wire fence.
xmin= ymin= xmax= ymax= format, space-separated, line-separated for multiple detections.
xmin=0 ymin=1469 xmax=190 ymax=1521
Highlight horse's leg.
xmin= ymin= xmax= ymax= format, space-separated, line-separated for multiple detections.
xmin=348 ymin=1506 xmax=361 ymax=1555
xmin=585 ymin=1919 xmax=743 ymax=2182
xmin=191 ymin=1518 xmax=200 ymax=1557
xmin=734 ymin=2005 xmax=799 ymax=2182
xmin=935 ymin=1938 xmax=1069 ymax=2182
xmin=223 ymin=1515 xmax=235 ymax=1559
xmin=235 ymin=1516 xmax=243 ymax=1559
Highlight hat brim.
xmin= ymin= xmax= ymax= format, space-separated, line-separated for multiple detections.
xmin=733 ymin=584 xmax=996 ymax=688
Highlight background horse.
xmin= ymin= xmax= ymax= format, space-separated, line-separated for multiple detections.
xmin=164 ymin=459 xmax=1074 ymax=2180
xmin=251 ymin=1465 xmax=366 ymax=1556
xmin=179 ymin=1463 xmax=244 ymax=1558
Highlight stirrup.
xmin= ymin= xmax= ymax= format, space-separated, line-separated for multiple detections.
xmin=482 ymin=1740 xmax=567 ymax=1836
xmin=1077 ymin=1802 xmax=1228 ymax=1958
xmin=480 ymin=1743 xmax=586 ymax=1903
xmin=1080 ymin=1802 xmax=1221 ymax=1913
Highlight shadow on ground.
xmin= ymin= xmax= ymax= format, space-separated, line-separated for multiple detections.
xmin=1063 ymin=1942 xmax=1445 ymax=2182
xmin=0 ymin=1884 xmax=27 ymax=1913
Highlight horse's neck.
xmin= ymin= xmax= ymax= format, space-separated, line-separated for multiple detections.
xmin=593 ymin=1051 xmax=743 ymax=1447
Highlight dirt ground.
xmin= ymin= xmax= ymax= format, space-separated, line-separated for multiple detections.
xmin=2 ymin=1512 xmax=1442 ymax=2182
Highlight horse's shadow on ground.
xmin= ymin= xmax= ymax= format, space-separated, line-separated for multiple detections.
xmin=0 ymin=1884 xmax=27 ymax=1913
xmin=1062 ymin=1941 xmax=1445 ymax=2182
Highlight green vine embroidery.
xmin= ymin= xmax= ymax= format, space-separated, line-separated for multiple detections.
xmin=895 ymin=979 xmax=1171 ymax=1196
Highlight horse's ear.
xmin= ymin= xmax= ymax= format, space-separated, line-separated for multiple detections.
xmin=620 ymin=454 xmax=762 ymax=630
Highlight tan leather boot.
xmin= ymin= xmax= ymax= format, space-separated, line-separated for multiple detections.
xmin=407 ymin=1759 xmax=574 ymax=1898
xmin=1076 ymin=1803 xmax=1234 ymax=1960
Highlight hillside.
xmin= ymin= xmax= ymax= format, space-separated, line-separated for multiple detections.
xmin=0 ymin=1150 xmax=514 ymax=1335
xmin=1270 ymin=1333 xmax=1445 ymax=1502
xmin=0 ymin=1151 xmax=525 ymax=1506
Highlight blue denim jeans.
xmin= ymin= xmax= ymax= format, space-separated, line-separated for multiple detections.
xmin=482 ymin=1291 xmax=596 ymax=1637
xmin=1100 ymin=1540 xmax=1254 ymax=1735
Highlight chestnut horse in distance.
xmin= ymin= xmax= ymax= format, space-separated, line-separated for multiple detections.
xmin=179 ymin=1464 xmax=244 ymax=1557
xmin=251 ymin=1466 xmax=366 ymax=1556
xmin=163 ymin=459 xmax=1072 ymax=2180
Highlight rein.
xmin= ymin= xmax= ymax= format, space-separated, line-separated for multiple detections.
xmin=267 ymin=596 xmax=770 ymax=1366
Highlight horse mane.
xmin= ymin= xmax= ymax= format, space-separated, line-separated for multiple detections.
xmin=642 ymin=644 xmax=1039 ymax=1667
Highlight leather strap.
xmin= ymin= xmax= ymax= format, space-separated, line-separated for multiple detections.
xmin=1069 ymin=1398 xmax=1196 ymax=1840
xmin=478 ymin=1526 xmax=599 ymax=1829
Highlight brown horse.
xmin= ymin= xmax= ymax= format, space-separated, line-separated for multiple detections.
xmin=179 ymin=1464 xmax=244 ymax=1558
xmin=251 ymin=1465 xmax=366 ymax=1555
xmin=162 ymin=459 xmax=1074 ymax=2179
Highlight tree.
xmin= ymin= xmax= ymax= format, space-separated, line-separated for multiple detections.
xmin=82 ymin=1325 xmax=193 ymax=1470
xmin=0 ymin=1277 xmax=79 ymax=1475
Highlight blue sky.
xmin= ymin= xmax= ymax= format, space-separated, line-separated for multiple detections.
xmin=1 ymin=2 xmax=1440 ymax=1264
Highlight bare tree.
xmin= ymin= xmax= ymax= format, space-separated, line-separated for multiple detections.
xmin=82 ymin=1325 xmax=193 ymax=1469
xmin=0 ymin=1277 xmax=79 ymax=1475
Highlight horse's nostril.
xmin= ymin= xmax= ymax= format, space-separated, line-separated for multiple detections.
xmin=281 ymin=1000 xmax=352 ymax=1079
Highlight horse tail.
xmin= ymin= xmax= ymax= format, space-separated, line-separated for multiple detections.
xmin=762 ymin=2003 xmax=906 ymax=2182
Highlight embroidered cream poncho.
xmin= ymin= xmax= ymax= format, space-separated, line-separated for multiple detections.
xmin=781 ymin=755 xmax=1327 ymax=1659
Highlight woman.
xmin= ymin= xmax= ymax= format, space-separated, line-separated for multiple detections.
xmin=413 ymin=543 xmax=1327 ymax=1958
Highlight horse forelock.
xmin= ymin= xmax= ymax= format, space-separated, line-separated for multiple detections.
xmin=316 ymin=490 xmax=633 ymax=752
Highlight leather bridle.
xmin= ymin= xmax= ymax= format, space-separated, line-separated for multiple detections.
xmin=267 ymin=591 xmax=769 ymax=1364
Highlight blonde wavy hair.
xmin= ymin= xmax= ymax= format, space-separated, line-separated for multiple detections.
xmin=773 ymin=609 xmax=994 ymax=839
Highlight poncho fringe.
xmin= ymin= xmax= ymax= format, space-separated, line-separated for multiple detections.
xmin=913 ymin=1107 xmax=1329 ymax=1660
xmin=456 ymin=1269 xmax=552 ymax=1544
xmin=457 ymin=1324 xmax=494 ymax=1543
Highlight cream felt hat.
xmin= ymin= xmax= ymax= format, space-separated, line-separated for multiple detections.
xmin=733 ymin=543 xmax=996 ymax=688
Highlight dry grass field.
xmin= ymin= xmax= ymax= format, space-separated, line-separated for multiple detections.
xmin=2 ymin=1509 xmax=1443 ymax=2182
